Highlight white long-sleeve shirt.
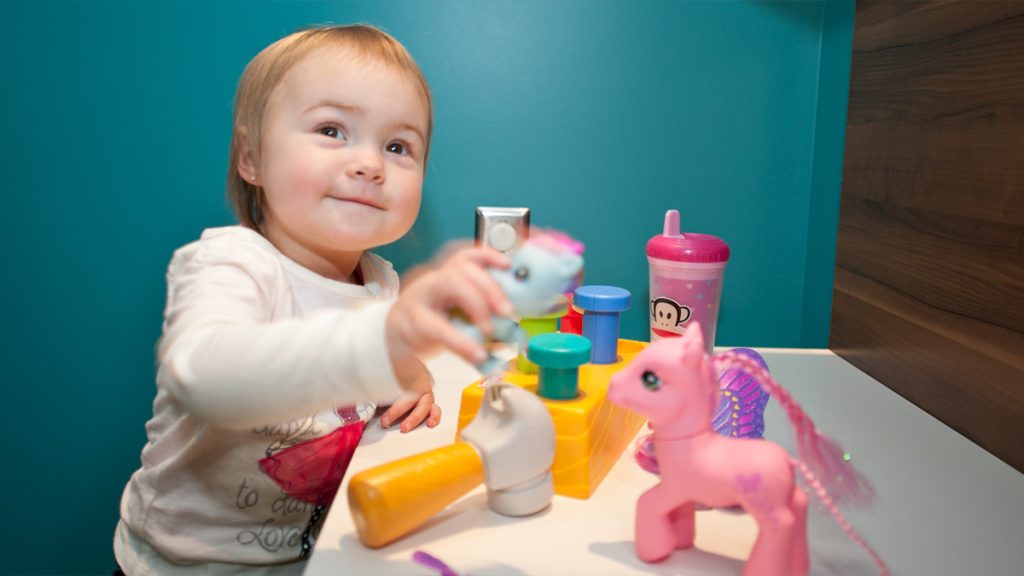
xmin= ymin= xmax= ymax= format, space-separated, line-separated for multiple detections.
xmin=115 ymin=226 xmax=408 ymax=575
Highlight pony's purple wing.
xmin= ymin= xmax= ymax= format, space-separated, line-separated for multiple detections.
xmin=633 ymin=348 xmax=771 ymax=476
xmin=712 ymin=348 xmax=770 ymax=439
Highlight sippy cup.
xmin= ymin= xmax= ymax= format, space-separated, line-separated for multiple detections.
xmin=646 ymin=210 xmax=730 ymax=354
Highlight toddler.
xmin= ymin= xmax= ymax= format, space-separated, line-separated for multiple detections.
xmin=114 ymin=24 xmax=511 ymax=575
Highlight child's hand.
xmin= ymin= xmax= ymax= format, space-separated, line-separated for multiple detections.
xmin=379 ymin=391 xmax=441 ymax=433
xmin=400 ymin=239 xmax=474 ymax=287
xmin=380 ymin=360 xmax=441 ymax=432
xmin=387 ymin=246 xmax=512 ymax=378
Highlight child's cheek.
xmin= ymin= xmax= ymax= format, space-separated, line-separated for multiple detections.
xmin=287 ymin=158 xmax=331 ymax=199
xmin=401 ymin=173 xmax=424 ymax=208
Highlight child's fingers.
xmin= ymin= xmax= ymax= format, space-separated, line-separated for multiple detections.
xmin=432 ymin=239 xmax=475 ymax=264
xmin=443 ymin=273 xmax=496 ymax=335
xmin=428 ymin=312 xmax=490 ymax=365
xmin=450 ymin=245 xmax=510 ymax=271
xmin=399 ymin=395 xmax=436 ymax=433
xmin=446 ymin=326 xmax=490 ymax=365
xmin=426 ymin=403 xmax=441 ymax=428
xmin=478 ymin=245 xmax=511 ymax=270
xmin=396 ymin=307 xmax=487 ymax=364
xmin=456 ymin=260 xmax=514 ymax=317
xmin=379 ymin=396 xmax=417 ymax=428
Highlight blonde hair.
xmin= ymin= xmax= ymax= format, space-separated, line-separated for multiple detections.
xmin=227 ymin=24 xmax=433 ymax=229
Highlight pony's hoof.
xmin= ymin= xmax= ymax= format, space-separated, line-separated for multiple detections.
xmin=637 ymin=550 xmax=672 ymax=564
xmin=636 ymin=540 xmax=674 ymax=563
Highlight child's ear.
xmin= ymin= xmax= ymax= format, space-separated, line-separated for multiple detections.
xmin=236 ymin=126 xmax=260 ymax=185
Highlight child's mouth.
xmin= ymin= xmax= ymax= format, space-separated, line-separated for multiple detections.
xmin=329 ymin=196 xmax=384 ymax=210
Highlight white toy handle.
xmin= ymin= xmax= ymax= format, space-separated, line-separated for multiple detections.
xmin=460 ymin=383 xmax=556 ymax=516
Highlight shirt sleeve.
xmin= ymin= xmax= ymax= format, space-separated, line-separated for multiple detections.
xmin=155 ymin=234 xmax=410 ymax=430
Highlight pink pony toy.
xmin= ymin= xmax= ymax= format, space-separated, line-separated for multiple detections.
xmin=608 ymin=323 xmax=889 ymax=576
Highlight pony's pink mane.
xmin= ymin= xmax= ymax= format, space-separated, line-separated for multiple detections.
xmin=791 ymin=460 xmax=890 ymax=575
xmin=526 ymin=228 xmax=585 ymax=256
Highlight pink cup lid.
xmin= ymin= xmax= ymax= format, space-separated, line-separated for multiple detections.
xmin=646 ymin=210 xmax=730 ymax=263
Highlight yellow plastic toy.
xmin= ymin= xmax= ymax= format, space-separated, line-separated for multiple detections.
xmin=457 ymin=335 xmax=647 ymax=500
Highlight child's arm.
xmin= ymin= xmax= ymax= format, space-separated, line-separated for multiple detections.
xmin=375 ymin=245 xmax=509 ymax=433
xmin=387 ymin=239 xmax=468 ymax=432
xmin=158 ymin=237 xmax=510 ymax=431
xmin=157 ymin=238 xmax=417 ymax=430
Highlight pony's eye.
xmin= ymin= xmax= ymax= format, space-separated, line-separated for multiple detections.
xmin=641 ymin=370 xmax=661 ymax=391
xmin=513 ymin=266 xmax=529 ymax=281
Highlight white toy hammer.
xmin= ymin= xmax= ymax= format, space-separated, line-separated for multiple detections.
xmin=347 ymin=383 xmax=555 ymax=548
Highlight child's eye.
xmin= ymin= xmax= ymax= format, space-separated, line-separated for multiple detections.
xmin=317 ymin=125 xmax=346 ymax=140
xmin=386 ymin=141 xmax=411 ymax=157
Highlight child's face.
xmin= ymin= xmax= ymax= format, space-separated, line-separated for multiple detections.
xmin=254 ymin=48 xmax=428 ymax=275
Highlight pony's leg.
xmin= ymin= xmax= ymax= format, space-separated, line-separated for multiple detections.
xmin=788 ymin=486 xmax=809 ymax=575
xmin=668 ymin=500 xmax=696 ymax=549
xmin=744 ymin=504 xmax=796 ymax=576
xmin=635 ymin=485 xmax=680 ymax=562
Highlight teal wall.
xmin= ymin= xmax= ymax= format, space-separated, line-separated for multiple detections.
xmin=0 ymin=1 xmax=853 ymax=573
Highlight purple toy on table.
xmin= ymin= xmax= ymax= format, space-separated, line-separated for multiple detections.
xmin=712 ymin=347 xmax=771 ymax=439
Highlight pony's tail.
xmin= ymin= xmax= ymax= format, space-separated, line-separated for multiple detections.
xmin=792 ymin=459 xmax=890 ymax=576
xmin=710 ymin=351 xmax=876 ymax=507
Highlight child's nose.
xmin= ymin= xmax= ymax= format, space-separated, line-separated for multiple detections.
xmin=347 ymin=149 xmax=384 ymax=182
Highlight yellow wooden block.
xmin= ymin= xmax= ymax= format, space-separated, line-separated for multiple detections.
xmin=456 ymin=339 xmax=648 ymax=499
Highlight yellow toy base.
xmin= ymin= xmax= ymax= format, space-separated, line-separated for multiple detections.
xmin=456 ymin=339 xmax=648 ymax=499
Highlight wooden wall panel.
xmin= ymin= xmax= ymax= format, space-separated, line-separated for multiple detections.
xmin=832 ymin=0 xmax=1024 ymax=471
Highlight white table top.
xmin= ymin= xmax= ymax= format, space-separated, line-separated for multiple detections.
xmin=305 ymin=348 xmax=1024 ymax=575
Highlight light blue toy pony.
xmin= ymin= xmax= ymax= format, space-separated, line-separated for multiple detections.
xmin=458 ymin=232 xmax=584 ymax=375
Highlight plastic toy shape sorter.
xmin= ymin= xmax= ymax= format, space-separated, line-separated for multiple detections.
xmin=457 ymin=284 xmax=646 ymax=500
xmin=607 ymin=323 xmax=890 ymax=576
xmin=457 ymin=338 xmax=647 ymax=499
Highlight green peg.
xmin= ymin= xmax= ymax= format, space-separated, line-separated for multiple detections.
xmin=516 ymin=309 xmax=565 ymax=374
xmin=528 ymin=333 xmax=592 ymax=400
